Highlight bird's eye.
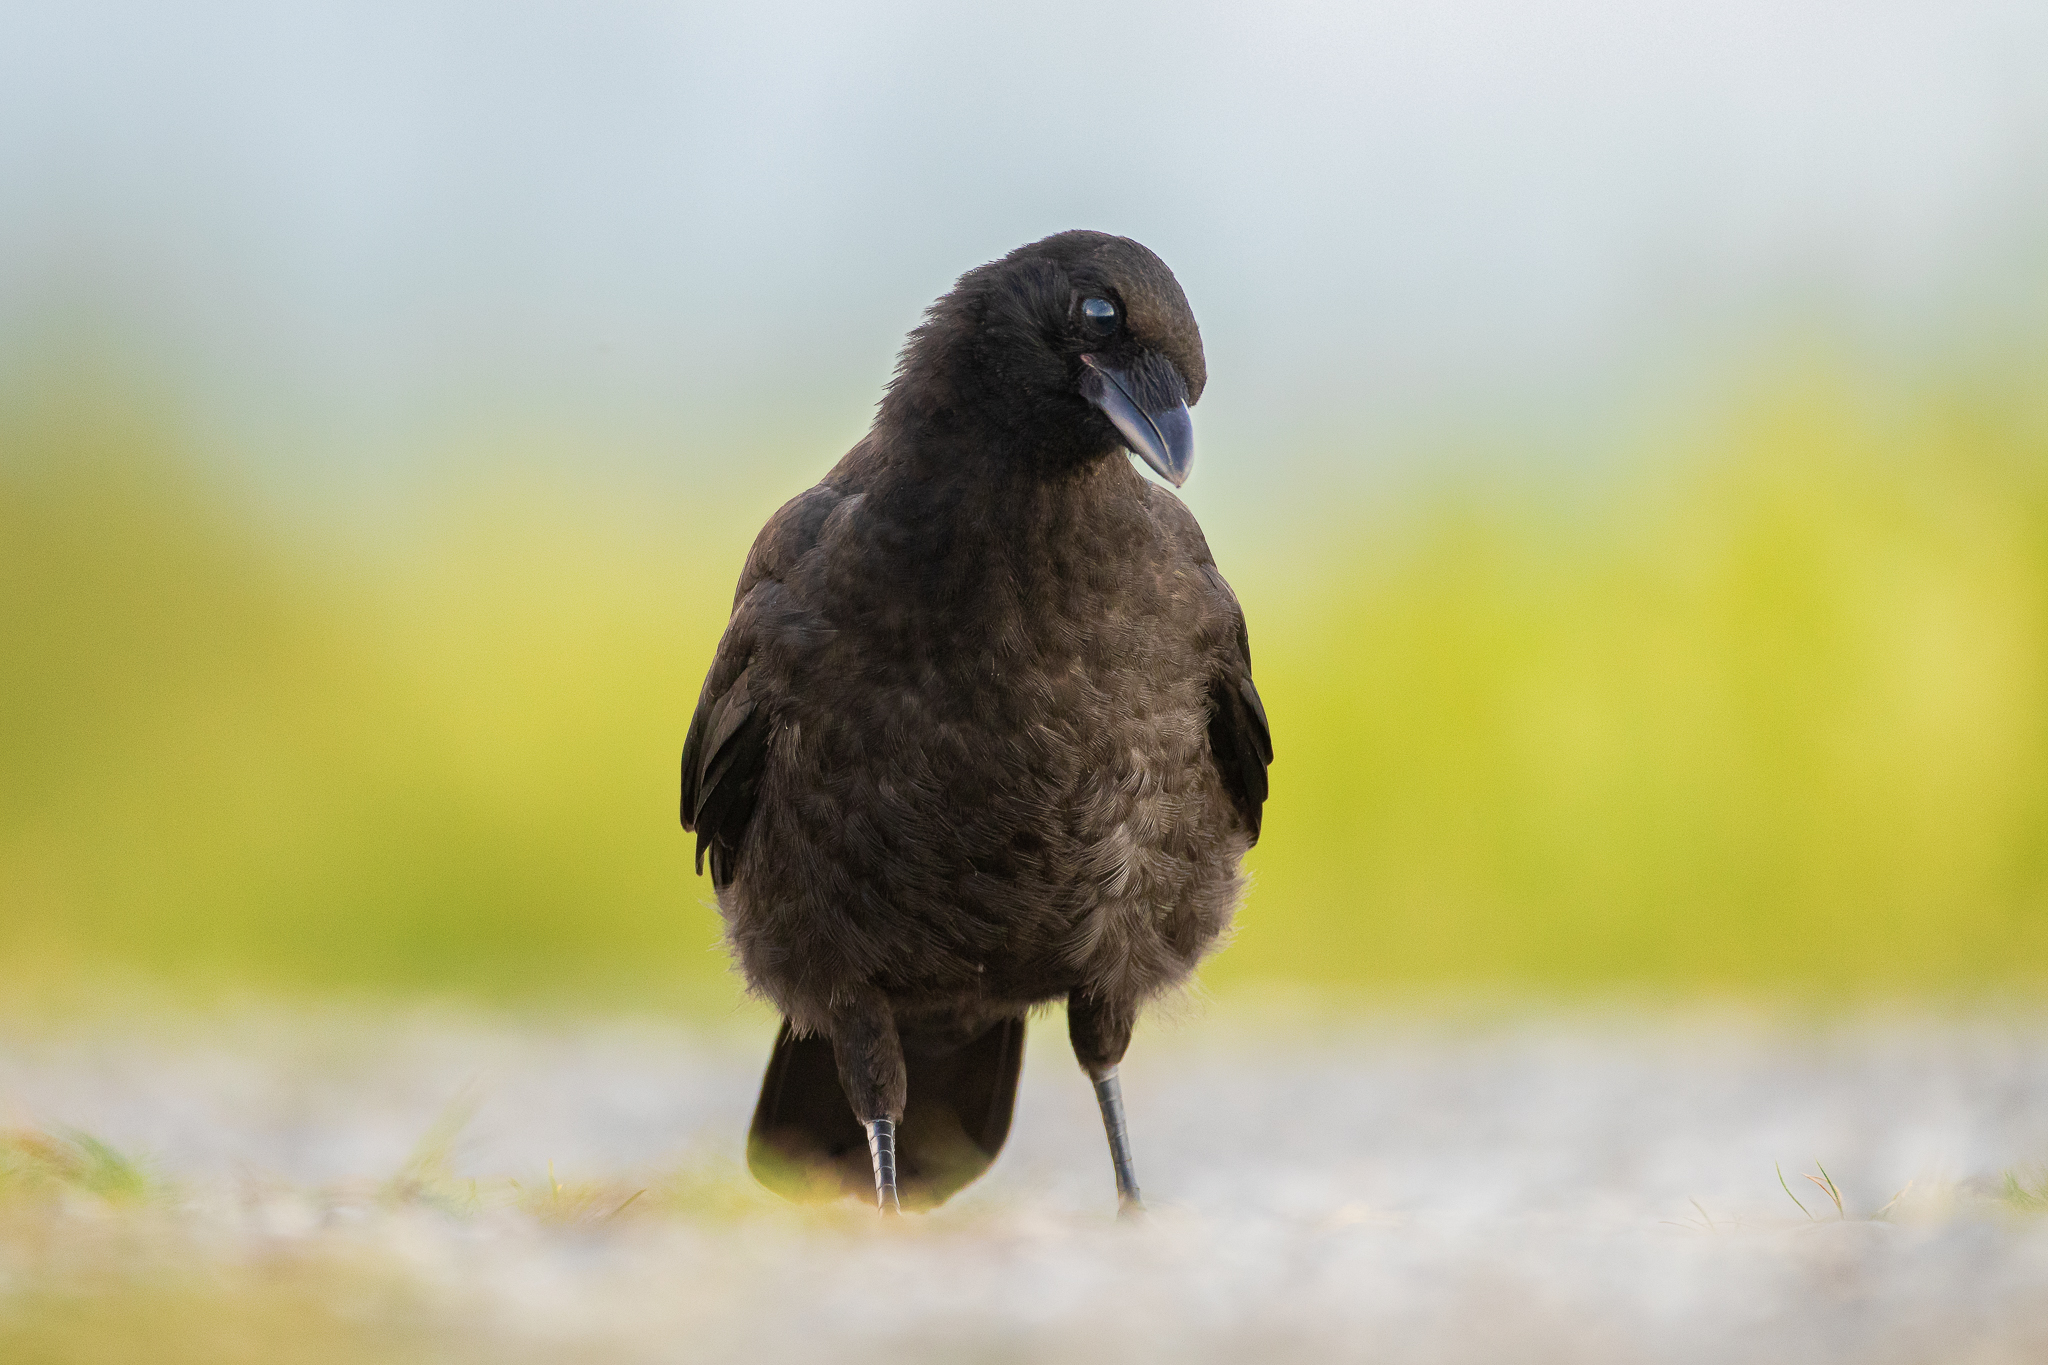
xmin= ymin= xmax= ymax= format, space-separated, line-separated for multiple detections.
xmin=1079 ymin=296 xmax=1119 ymax=336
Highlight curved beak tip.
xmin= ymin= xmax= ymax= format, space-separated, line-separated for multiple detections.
xmin=1144 ymin=403 xmax=1195 ymax=487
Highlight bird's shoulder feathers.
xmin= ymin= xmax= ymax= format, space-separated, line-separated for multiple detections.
xmin=681 ymin=472 xmax=860 ymax=885
xmin=1138 ymin=483 xmax=1274 ymax=841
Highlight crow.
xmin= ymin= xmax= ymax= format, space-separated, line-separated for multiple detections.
xmin=680 ymin=230 xmax=1270 ymax=1215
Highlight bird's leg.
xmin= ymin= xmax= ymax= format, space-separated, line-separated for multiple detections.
xmin=1092 ymin=1068 xmax=1141 ymax=1215
xmin=828 ymin=991 xmax=908 ymax=1214
xmin=1068 ymin=992 xmax=1144 ymax=1218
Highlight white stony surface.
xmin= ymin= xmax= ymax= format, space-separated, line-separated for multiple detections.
xmin=5 ymin=1001 xmax=2048 ymax=1363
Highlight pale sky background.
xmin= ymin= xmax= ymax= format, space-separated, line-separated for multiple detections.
xmin=3 ymin=0 xmax=2045 ymax=515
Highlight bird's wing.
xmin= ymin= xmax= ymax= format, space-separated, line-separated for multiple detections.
xmin=680 ymin=481 xmax=846 ymax=887
xmin=1143 ymin=484 xmax=1273 ymax=842
xmin=1199 ymin=561 xmax=1273 ymax=841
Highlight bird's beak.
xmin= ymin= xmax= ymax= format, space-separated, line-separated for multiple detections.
xmin=1080 ymin=354 xmax=1194 ymax=487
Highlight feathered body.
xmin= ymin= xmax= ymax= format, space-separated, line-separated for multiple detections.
xmin=680 ymin=231 xmax=1269 ymax=1207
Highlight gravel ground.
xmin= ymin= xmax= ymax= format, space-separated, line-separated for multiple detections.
xmin=5 ymin=1001 xmax=2048 ymax=1363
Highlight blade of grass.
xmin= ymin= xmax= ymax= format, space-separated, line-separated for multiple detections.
xmin=1778 ymin=1162 xmax=1815 ymax=1220
xmin=1804 ymin=1161 xmax=1845 ymax=1217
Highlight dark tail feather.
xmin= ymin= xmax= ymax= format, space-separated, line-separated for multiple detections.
xmin=747 ymin=1014 xmax=1025 ymax=1209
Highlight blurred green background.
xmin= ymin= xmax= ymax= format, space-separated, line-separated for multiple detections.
xmin=5 ymin=1 xmax=2048 ymax=1009
xmin=10 ymin=352 xmax=2048 ymax=1006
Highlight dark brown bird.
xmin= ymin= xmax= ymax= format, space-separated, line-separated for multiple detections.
xmin=680 ymin=230 xmax=1270 ymax=1215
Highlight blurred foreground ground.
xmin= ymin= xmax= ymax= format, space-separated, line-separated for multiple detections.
xmin=5 ymin=1002 xmax=2048 ymax=1364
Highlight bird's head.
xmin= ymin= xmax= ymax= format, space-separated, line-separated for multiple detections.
xmin=883 ymin=231 xmax=1207 ymax=487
